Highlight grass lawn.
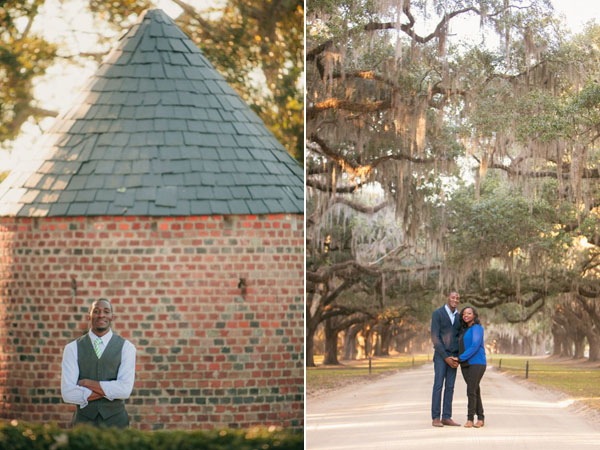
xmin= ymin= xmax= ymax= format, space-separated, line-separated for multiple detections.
xmin=489 ymin=354 xmax=600 ymax=411
xmin=307 ymin=354 xmax=431 ymax=396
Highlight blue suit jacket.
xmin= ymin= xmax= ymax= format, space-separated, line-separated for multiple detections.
xmin=431 ymin=305 xmax=461 ymax=359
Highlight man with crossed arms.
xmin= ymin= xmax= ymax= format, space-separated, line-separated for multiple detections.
xmin=61 ymin=298 xmax=136 ymax=427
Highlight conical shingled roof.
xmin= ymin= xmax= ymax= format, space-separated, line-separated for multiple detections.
xmin=0 ymin=9 xmax=303 ymax=217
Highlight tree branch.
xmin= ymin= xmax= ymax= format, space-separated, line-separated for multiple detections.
xmin=309 ymin=134 xmax=436 ymax=171
xmin=331 ymin=197 xmax=389 ymax=214
xmin=371 ymin=153 xmax=436 ymax=166
xmin=172 ymin=0 xmax=216 ymax=37
xmin=58 ymin=51 xmax=109 ymax=63
xmin=307 ymin=259 xmax=440 ymax=283
xmin=488 ymin=161 xmax=600 ymax=179
xmin=504 ymin=297 xmax=545 ymax=323
xmin=466 ymin=290 xmax=548 ymax=309
xmin=307 ymin=3 xmax=520 ymax=62
xmin=306 ymin=177 xmax=362 ymax=193
xmin=321 ymin=278 xmax=358 ymax=308
xmin=307 ymin=260 xmax=380 ymax=283
xmin=309 ymin=134 xmax=361 ymax=170
xmin=29 ymin=107 xmax=58 ymax=118
xmin=307 ymin=97 xmax=391 ymax=120
xmin=330 ymin=313 xmax=374 ymax=333
xmin=575 ymin=294 xmax=600 ymax=328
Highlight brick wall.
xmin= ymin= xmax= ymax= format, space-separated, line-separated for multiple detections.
xmin=0 ymin=214 xmax=303 ymax=430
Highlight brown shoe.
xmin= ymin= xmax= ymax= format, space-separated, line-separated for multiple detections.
xmin=464 ymin=420 xmax=474 ymax=428
xmin=441 ymin=418 xmax=461 ymax=426
xmin=432 ymin=418 xmax=443 ymax=427
xmin=474 ymin=420 xmax=484 ymax=428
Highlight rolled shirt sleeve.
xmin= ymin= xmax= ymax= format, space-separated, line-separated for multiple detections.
xmin=61 ymin=341 xmax=92 ymax=408
xmin=100 ymin=340 xmax=136 ymax=401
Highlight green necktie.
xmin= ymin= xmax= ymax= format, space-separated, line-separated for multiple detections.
xmin=93 ymin=337 xmax=103 ymax=359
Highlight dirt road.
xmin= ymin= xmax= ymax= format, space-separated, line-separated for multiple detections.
xmin=306 ymin=364 xmax=600 ymax=449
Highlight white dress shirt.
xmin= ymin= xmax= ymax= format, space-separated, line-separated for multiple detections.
xmin=61 ymin=329 xmax=136 ymax=409
xmin=444 ymin=304 xmax=458 ymax=325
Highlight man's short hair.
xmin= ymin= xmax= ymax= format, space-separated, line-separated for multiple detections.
xmin=90 ymin=298 xmax=113 ymax=313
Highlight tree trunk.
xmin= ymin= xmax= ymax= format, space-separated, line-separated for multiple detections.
xmin=551 ymin=322 xmax=568 ymax=357
xmin=551 ymin=329 xmax=560 ymax=356
xmin=564 ymin=336 xmax=574 ymax=357
xmin=379 ymin=324 xmax=392 ymax=356
xmin=522 ymin=336 xmax=532 ymax=355
xmin=573 ymin=332 xmax=585 ymax=359
xmin=306 ymin=291 xmax=318 ymax=368
xmin=587 ymin=331 xmax=600 ymax=362
xmin=306 ymin=324 xmax=316 ymax=367
xmin=394 ymin=327 xmax=416 ymax=354
xmin=364 ymin=327 xmax=373 ymax=358
xmin=510 ymin=336 xmax=518 ymax=354
xmin=373 ymin=331 xmax=383 ymax=356
xmin=323 ymin=318 xmax=341 ymax=365
xmin=343 ymin=324 xmax=361 ymax=360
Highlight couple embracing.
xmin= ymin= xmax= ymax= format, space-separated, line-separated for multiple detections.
xmin=431 ymin=290 xmax=487 ymax=428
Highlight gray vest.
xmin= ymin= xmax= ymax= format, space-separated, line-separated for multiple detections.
xmin=76 ymin=333 xmax=125 ymax=420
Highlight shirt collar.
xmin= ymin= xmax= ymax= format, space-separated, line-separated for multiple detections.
xmin=89 ymin=329 xmax=113 ymax=345
xmin=444 ymin=304 xmax=457 ymax=317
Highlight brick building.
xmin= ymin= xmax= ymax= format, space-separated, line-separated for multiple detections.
xmin=0 ymin=10 xmax=303 ymax=430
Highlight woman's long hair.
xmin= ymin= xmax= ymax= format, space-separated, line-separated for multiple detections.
xmin=459 ymin=305 xmax=481 ymax=332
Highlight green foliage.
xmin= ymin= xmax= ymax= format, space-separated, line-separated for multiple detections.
xmin=0 ymin=0 xmax=57 ymax=141
xmin=0 ymin=421 xmax=303 ymax=450
xmin=445 ymin=177 xmax=556 ymax=265
xmin=467 ymin=22 xmax=600 ymax=146
xmin=308 ymin=0 xmax=599 ymax=343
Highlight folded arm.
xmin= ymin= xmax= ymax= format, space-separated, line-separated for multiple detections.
xmin=61 ymin=343 xmax=93 ymax=407
xmin=99 ymin=341 xmax=136 ymax=401
xmin=78 ymin=379 xmax=105 ymax=401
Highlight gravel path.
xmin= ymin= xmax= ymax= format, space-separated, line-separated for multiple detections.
xmin=306 ymin=363 xmax=600 ymax=449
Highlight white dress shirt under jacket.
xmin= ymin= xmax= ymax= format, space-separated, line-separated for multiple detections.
xmin=61 ymin=329 xmax=136 ymax=409
xmin=444 ymin=304 xmax=458 ymax=325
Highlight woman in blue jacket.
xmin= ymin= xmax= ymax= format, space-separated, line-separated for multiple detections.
xmin=457 ymin=306 xmax=486 ymax=428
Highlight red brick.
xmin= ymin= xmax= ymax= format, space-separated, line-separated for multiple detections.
xmin=0 ymin=214 xmax=303 ymax=430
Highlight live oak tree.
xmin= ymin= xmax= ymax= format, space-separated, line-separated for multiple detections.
xmin=307 ymin=0 xmax=600 ymax=363
xmin=306 ymin=187 xmax=442 ymax=366
xmin=455 ymin=23 xmax=600 ymax=358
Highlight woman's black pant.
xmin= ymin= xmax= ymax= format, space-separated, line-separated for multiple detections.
xmin=460 ymin=364 xmax=486 ymax=421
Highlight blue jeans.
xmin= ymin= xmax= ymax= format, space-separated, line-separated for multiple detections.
xmin=431 ymin=352 xmax=457 ymax=420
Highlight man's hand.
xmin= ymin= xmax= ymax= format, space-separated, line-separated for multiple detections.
xmin=78 ymin=379 xmax=105 ymax=399
xmin=87 ymin=391 xmax=103 ymax=402
xmin=444 ymin=356 xmax=459 ymax=369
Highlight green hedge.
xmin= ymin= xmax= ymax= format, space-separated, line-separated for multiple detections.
xmin=0 ymin=420 xmax=303 ymax=450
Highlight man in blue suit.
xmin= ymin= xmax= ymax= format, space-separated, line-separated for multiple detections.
xmin=430 ymin=290 xmax=461 ymax=427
